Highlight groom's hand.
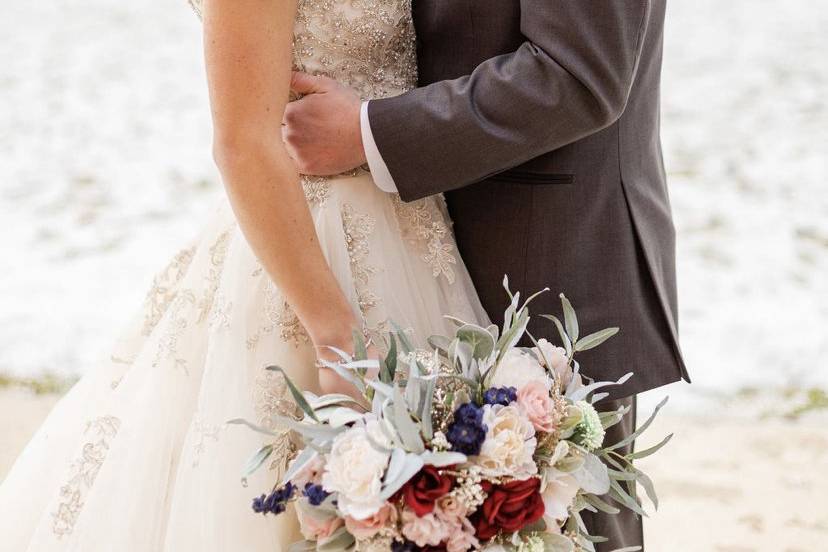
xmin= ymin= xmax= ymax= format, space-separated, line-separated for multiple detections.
xmin=283 ymin=72 xmax=366 ymax=175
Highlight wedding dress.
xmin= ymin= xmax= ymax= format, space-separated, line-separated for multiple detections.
xmin=0 ymin=1 xmax=489 ymax=550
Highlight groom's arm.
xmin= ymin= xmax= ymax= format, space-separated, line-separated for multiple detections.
xmin=369 ymin=0 xmax=651 ymax=202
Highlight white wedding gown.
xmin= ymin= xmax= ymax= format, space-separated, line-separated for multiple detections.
xmin=0 ymin=1 xmax=489 ymax=550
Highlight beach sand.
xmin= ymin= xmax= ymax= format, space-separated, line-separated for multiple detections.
xmin=2 ymin=388 xmax=826 ymax=551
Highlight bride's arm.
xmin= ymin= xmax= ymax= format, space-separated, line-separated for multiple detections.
xmin=202 ymin=0 xmax=358 ymax=356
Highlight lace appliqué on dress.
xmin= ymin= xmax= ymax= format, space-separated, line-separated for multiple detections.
xmin=247 ymin=281 xmax=310 ymax=349
xmin=341 ymin=203 xmax=381 ymax=316
xmin=253 ymin=370 xmax=301 ymax=474
xmin=392 ymin=196 xmax=458 ymax=284
xmin=52 ymin=416 xmax=121 ymax=538
xmin=152 ymin=290 xmax=196 ymax=372
xmin=197 ymin=231 xmax=232 ymax=323
xmin=141 ymin=246 xmax=196 ymax=336
xmin=189 ymin=417 xmax=223 ymax=468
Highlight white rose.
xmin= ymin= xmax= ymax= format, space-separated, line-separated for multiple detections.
xmin=489 ymin=348 xmax=551 ymax=391
xmin=321 ymin=422 xmax=390 ymax=520
xmin=532 ymin=338 xmax=572 ymax=388
xmin=476 ymin=404 xmax=537 ymax=480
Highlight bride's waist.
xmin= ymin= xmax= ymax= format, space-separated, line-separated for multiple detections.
xmin=300 ymin=169 xmax=397 ymax=207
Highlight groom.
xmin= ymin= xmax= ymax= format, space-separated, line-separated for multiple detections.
xmin=284 ymin=1 xmax=688 ymax=548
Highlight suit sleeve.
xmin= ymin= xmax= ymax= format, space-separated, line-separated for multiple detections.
xmin=367 ymin=0 xmax=651 ymax=202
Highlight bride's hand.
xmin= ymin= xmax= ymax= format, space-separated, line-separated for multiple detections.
xmin=311 ymin=323 xmax=380 ymax=402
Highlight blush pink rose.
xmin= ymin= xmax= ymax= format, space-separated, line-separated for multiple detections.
xmin=344 ymin=502 xmax=397 ymax=539
xmin=297 ymin=507 xmax=343 ymax=541
xmin=400 ymin=508 xmax=450 ymax=547
xmin=517 ymin=380 xmax=560 ymax=433
xmin=446 ymin=517 xmax=479 ymax=552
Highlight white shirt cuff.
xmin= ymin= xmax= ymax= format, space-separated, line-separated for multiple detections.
xmin=360 ymin=101 xmax=398 ymax=193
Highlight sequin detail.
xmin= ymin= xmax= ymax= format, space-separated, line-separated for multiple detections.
xmin=52 ymin=416 xmax=121 ymax=537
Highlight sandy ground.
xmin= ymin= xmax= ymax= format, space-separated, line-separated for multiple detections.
xmin=2 ymin=388 xmax=826 ymax=551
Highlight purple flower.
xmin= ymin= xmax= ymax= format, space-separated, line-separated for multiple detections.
xmin=446 ymin=402 xmax=487 ymax=456
xmin=483 ymin=386 xmax=517 ymax=406
xmin=303 ymin=482 xmax=330 ymax=506
xmin=252 ymin=482 xmax=295 ymax=515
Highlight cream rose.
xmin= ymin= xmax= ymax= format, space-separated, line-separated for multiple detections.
xmin=532 ymin=338 xmax=572 ymax=388
xmin=517 ymin=379 xmax=561 ymax=433
xmin=489 ymin=348 xmax=551 ymax=391
xmin=476 ymin=404 xmax=537 ymax=480
xmin=321 ymin=423 xmax=390 ymax=520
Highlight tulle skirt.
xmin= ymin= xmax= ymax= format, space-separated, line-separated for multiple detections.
xmin=0 ymin=171 xmax=489 ymax=551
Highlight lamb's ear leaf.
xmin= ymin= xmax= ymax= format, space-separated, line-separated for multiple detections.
xmin=287 ymin=541 xmax=317 ymax=552
xmin=427 ymin=334 xmax=451 ymax=355
xmin=352 ymin=329 xmax=368 ymax=362
xmin=603 ymin=396 xmax=669 ymax=452
xmin=316 ymin=526 xmax=356 ymax=552
xmin=582 ymin=493 xmax=621 ymax=515
xmin=241 ymin=444 xmax=273 ymax=481
xmin=380 ymin=451 xmax=424 ymax=500
xmin=609 ymin=479 xmax=648 ymax=518
xmin=382 ymin=333 xmax=398 ymax=383
xmin=281 ymin=447 xmax=318 ymax=485
xmin=560 ymin=293 xmax=579 ymax=342
xmin=226 ymin=418 xmax=283 ymax=437
xmin=627 ymin=433 xmax=673 ymax=461
xmin=265 ymin=365 xmax=319 ymax=422
xmin=392 ymin=322 xmax=415 ymax=354
xmin=393 ymin=385 xmax=425 ymax=453
xmin=541 ymin=315 xmax=572 ymax=356
xmin=574 ymin=327 xmax=620 ymax=352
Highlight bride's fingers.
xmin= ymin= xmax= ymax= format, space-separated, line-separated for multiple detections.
xmin=289 ymin=71 xmax=333 ymax=95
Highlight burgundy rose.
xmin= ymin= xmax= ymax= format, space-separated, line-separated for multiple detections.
xmin=401 ymin=465 xmax=454 ymax=517
xmin=473 ymin=478 xmax=545 ymax=540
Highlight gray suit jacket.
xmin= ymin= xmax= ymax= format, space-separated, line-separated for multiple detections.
xmin=368 ymin=0 xmax=689 ymax=397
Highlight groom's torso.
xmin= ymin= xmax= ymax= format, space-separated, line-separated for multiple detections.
xmin=412 ymin=0 xmax=688 ymax=396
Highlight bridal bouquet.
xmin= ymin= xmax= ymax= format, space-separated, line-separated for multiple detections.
xmin=232 ymin=279 xmax=669 ymax=552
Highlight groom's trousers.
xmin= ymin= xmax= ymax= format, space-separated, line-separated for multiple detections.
xmin=582 ymin=396 xmax=644 ymax=551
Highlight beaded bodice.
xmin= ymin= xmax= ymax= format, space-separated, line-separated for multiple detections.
xmin=188 ymin=0 xmax=417 ymax=100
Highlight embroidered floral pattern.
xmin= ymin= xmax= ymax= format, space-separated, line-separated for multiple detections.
xmin=141 ymin=246 xmax=196 ymax=336
xmin=247 ymin=281 xmax=310 ymax=349
xmin=341 ymin=203 xmax=381 ymax=318
xmin=392 ymin=196 xmax=458 ymax=284
xmin=208 ymin=292 xmax=233 ymax=332
xmin=190 ymin=417 xmax=223 ymax=468
xmin=52 ymin=416 xmax=121 ymax=537
xmin=253 ymin=370 xmax=301 ymax=475
xmin=153 ymin=289 xmax=196 ymax=372
xmin=197 ymin=231 xmax=231 ymax=324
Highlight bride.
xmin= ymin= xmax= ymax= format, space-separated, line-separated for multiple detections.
xmin=0 ymin=0 xmax=488 ymax=549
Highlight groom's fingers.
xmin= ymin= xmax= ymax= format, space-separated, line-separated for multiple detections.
xmin=290 ymin=71 xmax=332 ymax=95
